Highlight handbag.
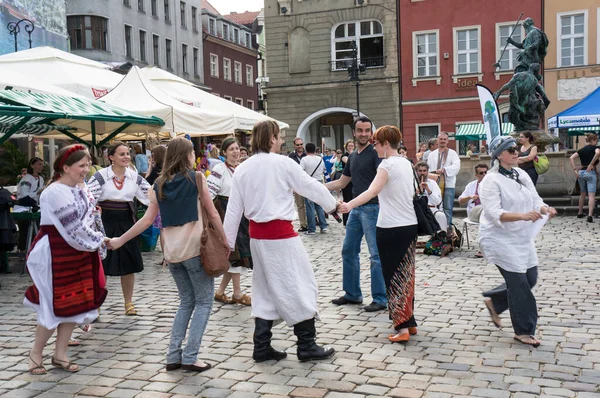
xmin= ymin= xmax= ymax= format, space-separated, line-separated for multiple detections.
xmin=533 ymin=154 xmax=550 ymax=175
xmin=195 ymin=172 xmax=230 ymax=277
xmin=423 ymin=230 xmax=453 ymax=257
xmin=412 ymin=169 xmax=441 ymax=236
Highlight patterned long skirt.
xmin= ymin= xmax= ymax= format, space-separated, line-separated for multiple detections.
xmin=376 ymin=224 xmax=418 ymax=330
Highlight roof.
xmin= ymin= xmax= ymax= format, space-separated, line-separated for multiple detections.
xmin=202 ymin=0 xmax=221 ymax=16
xmin=223 ymin=10 xmax=261 ymax=25
xmin=455 ymin=123 xmax=513 ymax=140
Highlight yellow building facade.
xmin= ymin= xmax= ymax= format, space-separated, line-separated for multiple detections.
xmin=544 ymin=0 xmax=599 ymax=138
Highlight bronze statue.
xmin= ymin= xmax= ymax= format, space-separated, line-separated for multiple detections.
xmin=494 ymin=63 xmax=550 ymax=132
xmin=507 ymin=18 xmax=548 ymax=75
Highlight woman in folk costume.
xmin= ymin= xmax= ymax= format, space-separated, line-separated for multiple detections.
xmin=107 ymin=137 xmax=226 ymax=372
xmin=207 ymin=137 xmax=252 ymax=306
xmin=87 ymin=141 xmax=151 ymax=315
xmin=25 ymin=144 xmax=107 ymax=375
xmin=223 ymin=120 xmax=336 ymax=363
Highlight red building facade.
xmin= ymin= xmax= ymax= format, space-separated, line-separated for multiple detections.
xmin=202 ymin=2 xmax=258 ymax=110
xmin=400 ymin=0 xmax=542 ymax=156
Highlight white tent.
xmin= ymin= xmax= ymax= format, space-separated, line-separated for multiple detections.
xmin=142 ymin=66 xmax=289 ymax=130
xmin=0 ymin=68 xmax=84 ymax=97
xmin=99 ymin=66 xmax=235 ymax=136
xmin=0 ymin=47 xmax=123 ymax=99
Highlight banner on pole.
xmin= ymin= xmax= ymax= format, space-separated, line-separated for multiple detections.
xmin=476 ymin=84 xmax=502 ymax=144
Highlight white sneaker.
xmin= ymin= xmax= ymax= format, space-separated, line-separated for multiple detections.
xmin=321 ymin=228 xmax=328 ymax=233
xmin=304 ymin=231 xmax=316 ymax=235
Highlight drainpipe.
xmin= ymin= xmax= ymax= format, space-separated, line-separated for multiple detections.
xmin=396 ymin=0 xmax=403 ymax=132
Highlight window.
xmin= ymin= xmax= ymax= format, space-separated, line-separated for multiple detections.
xmin=246 ymin=65 xmax=253 ymax=86
xmin=559 ymin=12 xmax=586 ymax=67
xmin=246 ymin=32 xmax=252 ymax=48
xmin=234 ymin=61 xmax=242 ymax=84
xmin=182 ymin=44 xmax=188 ymax=73
xmin=123 ymin=0 xmax=131 ymax=7
xmin=234 ymin=28 xmax=239 ymax=44
xmin=224 ymin=95 xmax=233 ymax=101
xmin=151 ymin=0 xmax=157 ymax=16
xmin=192 ymin=6 xmax=198 ymax=32
xmin=165 ymin=38 xmax=172 ymax=69
xmin=67 ymin=16 xmax=108 ymax=51
xmin=152 ymin=34 xmax=160 ymax=65
xmin=247 ymin=100 xmax=254 ymax=110
xmin=139 ymin=30 xmax=147 ymax=62
xmin=413 ymin=30 xmax=438 ymax=77
xmin=235 ymin=98 xmax=243 ymax=105
xmin=454 ymin=27 xmax=480 ymax=74
xmin=331 ymin=20 xmax=384 ymax=71
xmin=210 ymin=54 xmax=218 ymax=77
xmin=416 ymin=124 xmax=440 ymax=152
xmin=138 ymin=0 xmax=145 ymax=12
xmin=223 ymin=58 xmax=231 ymax=81
xmin=124 ymin=25 xmax=132 ymax=58
xmin=496 ymin=23 xmax=522 ymax=71
xmin=223 ymin=24 xmax=229 ymax=41
xmin=193 ymin=47 xmax=199 ymax=76
xmin=209 ymin=18 xmax=216 ymax=35
xmin=164 ymin=0 xmax=170 ymax=22
xmin=180 ymin=1 xmax=186 ymax=28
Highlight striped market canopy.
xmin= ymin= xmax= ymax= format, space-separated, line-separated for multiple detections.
xmin=567 ymin=126 xmax=600 ymax=136
xmin=455 ymin=123 xmax=514 ymax=140
xmin=0 ymin=90 xmax=164 ymax=147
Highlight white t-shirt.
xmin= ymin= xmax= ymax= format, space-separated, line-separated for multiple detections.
xmin=300 ymin=155 xmax=326 ymax=182
xmin=376 ymin=156 xmax=418 ymax=228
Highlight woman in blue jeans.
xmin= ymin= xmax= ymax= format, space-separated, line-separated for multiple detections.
xmin=570 ymin=133 xmax=600 ymax=223
xmin=107 ymin=137 xmax=227 ymax=372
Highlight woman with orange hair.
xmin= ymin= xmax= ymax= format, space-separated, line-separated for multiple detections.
xmin=339 ymin=125 xmax=419 ymax=343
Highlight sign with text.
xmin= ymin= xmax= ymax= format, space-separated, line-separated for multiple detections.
xmin=456 ymin=77 xmax=478 ymax=91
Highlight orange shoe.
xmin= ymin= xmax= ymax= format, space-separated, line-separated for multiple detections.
xmin=408 ymin=327 xmax=418 ymax=335
xmin=388 ymin=332 xmax=410 ymax=343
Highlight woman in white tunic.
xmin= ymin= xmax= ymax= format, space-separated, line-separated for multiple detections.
xmin=207 ymin=137 xmax=252 ymax=306
xmin=479 ymin=136 xmax=556 ymax=347
xmin=15 ymin=157 xmax=45 ymax=250
xmin=223 ymin=120 xmax=336 ymax=362
xmin=25 ymin=145 xmax=107 ymax=375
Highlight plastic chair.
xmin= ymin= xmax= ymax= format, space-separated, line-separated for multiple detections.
xmin=461 ymin=217 xmax=479 ymax=250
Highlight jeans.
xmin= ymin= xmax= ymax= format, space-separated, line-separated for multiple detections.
xmin=167 ymin=256 xmax=214 ymax=365
xmin=341 ymin=204 xmax=387 ymax=305
xmin=578 ymin=170 xmax=597 ymax=193
xmin=442 ymin=187 xmax=455 ymax=226
xmin=305 ymin=198 xmax=328 ymax=232
xmin=482 ymin=266 xmax=538 ymax=336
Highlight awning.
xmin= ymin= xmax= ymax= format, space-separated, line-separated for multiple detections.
xmin=0 ymin=90 xmax=164 ymax=147
xmin=548 ymin=85 xmax=600 ymax=129
xmin=567 ymin=126 xmax=600 ymax=136
xmin=455 ymin=123 xmax=513 ymax=140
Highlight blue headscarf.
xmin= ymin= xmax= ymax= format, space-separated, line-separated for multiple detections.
xmin=489 ymin=136 xmax=517 ymax=166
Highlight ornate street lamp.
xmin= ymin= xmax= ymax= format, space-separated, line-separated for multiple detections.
xmin=7 ymin=18 xmax=35 ymax=53
xmin=347 ymin=41 xmax=366 ymax=115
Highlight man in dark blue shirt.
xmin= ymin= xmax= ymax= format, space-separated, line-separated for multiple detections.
xmin=325 ymin=117 xmax=387 ymax=312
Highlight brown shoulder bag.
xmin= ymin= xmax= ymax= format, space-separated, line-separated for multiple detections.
xmin=195 ymin=172 xmax=230 ymax=277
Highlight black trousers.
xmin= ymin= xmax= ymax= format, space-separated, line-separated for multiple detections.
xmin=483 ymin=266 xmax=538 ymax=336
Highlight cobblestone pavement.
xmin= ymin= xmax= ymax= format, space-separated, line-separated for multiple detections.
xmin=0 ymin=217 xmax=599 ymax=398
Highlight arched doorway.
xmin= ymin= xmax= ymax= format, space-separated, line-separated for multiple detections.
xmin=296 ymin=107 xmax=373 ymax=151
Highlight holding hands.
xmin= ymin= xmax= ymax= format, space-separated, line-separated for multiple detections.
xmin=105 ymin=237 xmax=125 ymax=250
xmin=336 ymin=200 xmax=353 ymax=214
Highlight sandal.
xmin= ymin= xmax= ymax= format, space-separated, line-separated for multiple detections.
xmin=484 ymin=299 xmax=502 ymax=329
xmin=79 ymin=324 xmax=92 ymax=333
xmin=51 ymin=357 xmax=79 ymax=372
xmin=513 ymin=335 xmax=541 ymax=347
xmin=475 ymin=251 xmax=484 ymax=258
xmin=28 ymin=354 xmax=47 ymax=375
xmin=68 ymin=339 xmax=81 ymax=347
xmin=214 ymin=292 xmax=233 ymax=304
xmin=232 ymin=294 xmax=251 ymax=306
xmin=124 ymin=302 xmax=137 ymax=316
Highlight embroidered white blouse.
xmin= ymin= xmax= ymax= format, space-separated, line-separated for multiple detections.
xmin=87 ymin=165 xmax=150 ymax=205
xmin=207 ymin=162 xmax=234 ymax=199
xmin=478 ymin=167 xmax=547 ymax=273
xmin=17 ymin=173 xmax=45 ymax=203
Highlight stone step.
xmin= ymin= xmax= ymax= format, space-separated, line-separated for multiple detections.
xmin=453 ymin=196 xmax=593 ymax=208
xmin=452 ymin=205 xmax=598 ymax=219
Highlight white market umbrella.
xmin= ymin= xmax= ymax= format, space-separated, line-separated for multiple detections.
xmin=0 ymin=68 xmax=84 ymax=97
xmin=99 ymin=66 xmax=235 ymax=136
xmin=0 ymin=47 xmax=123 ymax=99
xmin=142 ymin=66 xmax=289 ymax=130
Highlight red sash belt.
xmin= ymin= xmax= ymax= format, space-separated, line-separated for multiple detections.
xmin=25 ymin=225 xmax=107 ymax=317
xmin=249 ymin=220 xmax=298 ymax=240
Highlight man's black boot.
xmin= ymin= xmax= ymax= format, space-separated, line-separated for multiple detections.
xmin=252 ymin=318 xmax=287 ymax=362
xmin=293 ymin=318 xmax=335 ymax=362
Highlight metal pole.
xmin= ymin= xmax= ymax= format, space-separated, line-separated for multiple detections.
xmin=7 ymin=19 xmax=35 ymax=52
xmin=356 ymin=81 xmax=360 ymax=116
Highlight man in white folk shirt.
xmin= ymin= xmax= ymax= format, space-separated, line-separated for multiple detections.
xmin=427 ymin=132 xmax=461 ymax=231
xmin=415 ymin=161 xmax=448 ymax=231
xmin=223 ymin=120 xmax=336 ymax=363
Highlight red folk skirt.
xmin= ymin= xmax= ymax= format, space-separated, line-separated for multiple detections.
xmin=24 ymin=226 xmax=107 ymax=317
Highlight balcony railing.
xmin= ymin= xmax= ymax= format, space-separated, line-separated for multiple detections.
xmin=331 ymin=56 xmax=385 ymax=71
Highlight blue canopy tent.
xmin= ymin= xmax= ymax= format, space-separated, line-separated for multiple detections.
xmin=548 ymin=86 xmax=600 ymax=131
